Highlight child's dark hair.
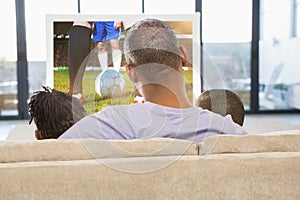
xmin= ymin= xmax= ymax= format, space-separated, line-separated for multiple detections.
xmin=196 ymin=89 xmax=245 ymax=126
xmin=28 ymin=86 xmax=86 ymax=139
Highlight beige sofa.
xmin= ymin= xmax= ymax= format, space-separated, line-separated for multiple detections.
xmin=1 ymin=130 xmax=300 ymax=200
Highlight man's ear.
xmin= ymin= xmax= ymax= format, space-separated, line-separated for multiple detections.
xmin=125 ymin=65 xmax=131 ymax=73
xmin=125 ymin=65 xmax=137 ymax=83
xmin=178 ymin=65 xmax=184 ymax=75
xmin=179 ymin=58 xmax=184 ymax=75
xmin=35 ymin=130 xmax=42 ymax=140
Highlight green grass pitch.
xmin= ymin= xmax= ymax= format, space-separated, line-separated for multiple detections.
xmin=54 ymin=69 xmax=193 ymax=115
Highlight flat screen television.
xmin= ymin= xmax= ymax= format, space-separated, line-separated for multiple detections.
xmin=46 ymin=13 xmax=201 ymax=114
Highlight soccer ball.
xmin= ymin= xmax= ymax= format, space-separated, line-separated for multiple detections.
xmin=95 ymin=69 xmax=126 ymax=98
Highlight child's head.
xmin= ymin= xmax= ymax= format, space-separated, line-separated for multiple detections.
xmin=196 ymin=89 xmax=245 ymax=126
xmin=28 ymin=86 xmax=86 ymax=139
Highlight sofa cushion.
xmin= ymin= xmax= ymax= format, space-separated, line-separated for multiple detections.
xmin=199 ymin=130 xmax=300 ymax=155
xmin=1 ymin=152 xmax=300 ymax=199
xmin=0 ymin=138 xmax=197 ymax=163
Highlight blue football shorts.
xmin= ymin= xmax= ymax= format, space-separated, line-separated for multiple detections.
xmin=92 ymin=21 xmax=120 ymax=42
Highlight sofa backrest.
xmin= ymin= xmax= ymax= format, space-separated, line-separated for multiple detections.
xmin=0 ymin=138 xmax=198 ymax=163
xmin=1 ymin=130 xmax=300 ymax=163
xmin=199 ymin=130 xmax=300 ymax=155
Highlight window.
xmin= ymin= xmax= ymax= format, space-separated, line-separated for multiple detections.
xmin=261 ymin=0 xmax=290 ymax=40
xmin=202 ymin=0 xmax=252 ymax=110
xmin=297 ymin=0 xmax=300 ymax=36
xmin=259 ymin=0 xmax=300 ymax=110
xmin=25 ymin=0 xmax=77 ymax=94
xmin=0 ymin=0 xmax=18 ymax=116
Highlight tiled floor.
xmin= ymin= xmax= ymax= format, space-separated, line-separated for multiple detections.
xmin=0 ymin=114 xmax=299 ymax=140
xmin=0 ymin=120 xmax=35 ymax=140
xmin=243 ymin=113 xmax=300 ymax=134
xmin=0 ymin=123 xmax=16 ymax=140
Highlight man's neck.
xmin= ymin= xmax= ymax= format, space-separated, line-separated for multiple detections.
xmin=142 ymin=85 xmax=192 ymax=108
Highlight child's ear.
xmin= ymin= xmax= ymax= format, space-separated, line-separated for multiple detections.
xmin=35 ymin=130 xmax=42 ymax=140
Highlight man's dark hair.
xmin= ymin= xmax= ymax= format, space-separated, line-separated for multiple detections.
xmin=28 ymin=86 xmax=86 ymax=139
xmin=196 ymin=89 xmax=245 ymax=126
xmin=124 ymin=18 xmax=181 ymax=71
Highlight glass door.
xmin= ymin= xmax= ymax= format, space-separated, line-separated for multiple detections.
xmin=259 ymin=0 xmax=300 ymax=110
xmin=201 ymin=0 xmax=253 ymax=111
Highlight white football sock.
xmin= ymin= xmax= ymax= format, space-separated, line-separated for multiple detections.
xmin=98 ymin=52 xmax=108 ymax=71
xmin=72 ymin=93 xmax=82 ymax=99
xmin=112 ymin=49 xmax=122 ymax=72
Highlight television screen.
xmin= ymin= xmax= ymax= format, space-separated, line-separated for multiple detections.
xmin=46 ymin=14 xmax=201 ymax=114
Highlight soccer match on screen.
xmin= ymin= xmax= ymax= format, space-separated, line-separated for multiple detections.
xmin=52 ymin=19 xmax=194 ymax=115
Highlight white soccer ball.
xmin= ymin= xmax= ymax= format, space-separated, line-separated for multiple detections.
xmin=95 ymin=69 xmax=126 ymax=97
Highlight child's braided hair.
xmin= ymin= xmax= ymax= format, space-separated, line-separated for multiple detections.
xmin=28 ymin=86 xmax=86 ymax=139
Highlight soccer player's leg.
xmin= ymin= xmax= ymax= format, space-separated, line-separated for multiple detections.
xmin=97 ymin=42 xmax=108 ymax=71
xmin=105 ymin=22 xmax=122 ymax=72
xmin=93 ymin=22 xmax=108 ymax=71
xmin=111 ymin=40 xmax=121 ymax=72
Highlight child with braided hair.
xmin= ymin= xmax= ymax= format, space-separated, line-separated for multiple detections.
xmin=28 ymin=86 xmax=86 ymax=139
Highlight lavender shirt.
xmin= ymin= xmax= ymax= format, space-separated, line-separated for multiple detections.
xmin=59 ymin=102 xmax=247 ymax=141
